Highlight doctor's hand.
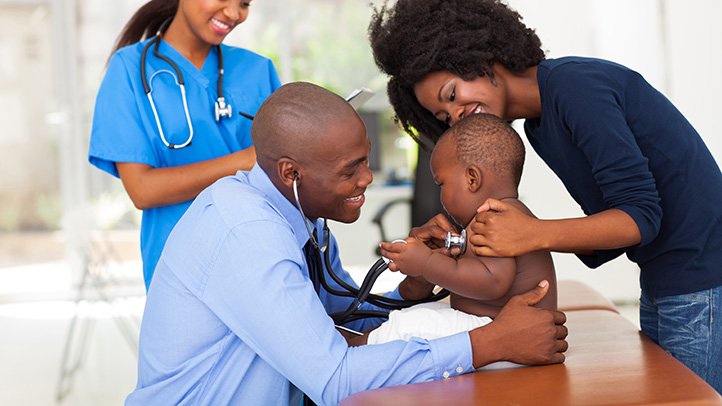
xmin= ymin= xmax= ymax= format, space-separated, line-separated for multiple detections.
xmin=409 ymin=213 xmax=459 ymax=250
xmin=379 ymin=238 xmax=432 ymax=277
xmin=470 ymin=198 xmax=542 ymax=257
xmin=469 ymin=280 xmax=568 ymax=368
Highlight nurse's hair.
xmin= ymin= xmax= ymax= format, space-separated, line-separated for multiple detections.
xmin=111 ymin=0 xmax=178 ymax=55
xmin=368 ymin=0 xmax=544 ymax=147
xmin=439 ymin=113 xmax=525 ymax=188
xmin=251 ymin=82 xmax=358 ymax=169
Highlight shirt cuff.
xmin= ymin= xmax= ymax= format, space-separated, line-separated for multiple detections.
xmin=615 ymin=204 xmax=661 ymax=247
xmin=426 ymin=331 xmax=475 ymax=379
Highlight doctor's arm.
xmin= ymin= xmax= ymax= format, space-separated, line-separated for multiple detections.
xmin=116 ymin=147 xmax=256 ymax=210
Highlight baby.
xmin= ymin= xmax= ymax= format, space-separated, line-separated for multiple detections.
xmin=372 ymin=113 xmax=557 ymax=345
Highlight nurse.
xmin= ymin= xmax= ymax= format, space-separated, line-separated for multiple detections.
xmin=89 ymin=0 xmax=281 ymax=290
xmin=369 ymin=0 xmax=722 ymax=393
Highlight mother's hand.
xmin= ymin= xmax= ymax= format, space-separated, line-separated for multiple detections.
xmin=469 ymin=198 xmax=542 ymax=257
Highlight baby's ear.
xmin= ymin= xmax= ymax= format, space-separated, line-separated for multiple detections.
xmin=466 ymin=165 xmax=483 ymax=192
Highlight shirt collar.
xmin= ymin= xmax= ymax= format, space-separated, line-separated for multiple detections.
xmin=245 ymin=164 xmax=319 ymax=249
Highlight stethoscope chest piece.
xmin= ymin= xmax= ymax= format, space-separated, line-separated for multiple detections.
xmin=215 ymin=96 xmax=232 ymax=121
xmin=445 ymin=229 xmax=467 ymax=255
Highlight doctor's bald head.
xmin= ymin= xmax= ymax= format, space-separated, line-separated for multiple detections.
xmin=252 ymin=82 xmax=361 ymax=170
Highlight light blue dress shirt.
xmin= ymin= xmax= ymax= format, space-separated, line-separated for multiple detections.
xmin=126 ymin=165 xmax=474 ymax=406
xmin=89 ymin=39 xmax=282 ymax=289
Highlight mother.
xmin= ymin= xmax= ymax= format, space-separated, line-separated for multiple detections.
xmin=369 ymin=0 xmax=721 ymax=392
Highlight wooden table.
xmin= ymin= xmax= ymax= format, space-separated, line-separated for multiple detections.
xmin=338 ymin=309 xmax=722 ymax=406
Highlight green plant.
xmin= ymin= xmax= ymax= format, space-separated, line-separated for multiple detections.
xmin=34 ymin=192 xmax=62 ymax=230
xmin=0 ymin=199 xmax=22 ymax=232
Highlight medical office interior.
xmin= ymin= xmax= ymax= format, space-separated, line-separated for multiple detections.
xmin=0 ymin=0 xmax=720 ymax=404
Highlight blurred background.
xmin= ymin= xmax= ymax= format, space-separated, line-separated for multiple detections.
xmin=0 ymin=0 xmax=720 ymax=404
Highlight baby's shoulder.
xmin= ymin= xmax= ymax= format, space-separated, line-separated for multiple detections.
xmin=500 ymin=198 xmax=537 ymax=219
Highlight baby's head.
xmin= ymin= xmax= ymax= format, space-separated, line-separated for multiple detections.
xmin=430 ymin=113 xmax=525 ymax=226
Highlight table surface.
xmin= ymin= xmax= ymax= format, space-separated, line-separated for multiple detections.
xmin=338 ymin=310 xmax=722 ymax=406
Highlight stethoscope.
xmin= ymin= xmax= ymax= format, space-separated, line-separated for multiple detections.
xmin=140 ymin=18 xmax=236 ymax=149
xmin=292 ymin=174 xmax=454 ymax=331
xmin=445 ymin=229 xmax=467 ymax=254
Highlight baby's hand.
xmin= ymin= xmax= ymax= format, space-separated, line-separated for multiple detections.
xmin=379 ymin=237 xmax=431 ymax=277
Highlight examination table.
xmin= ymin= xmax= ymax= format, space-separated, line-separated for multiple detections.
xmin=338 ymin=280 xmax=722 ymax=406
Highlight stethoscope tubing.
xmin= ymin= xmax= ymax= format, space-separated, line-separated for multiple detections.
xmin=293 ymin=178 xmax=449 ymax=325
xmin=140 ymin=17 xmax=231 ymax=149
xmin=318 ymin=226 xmax=449 ymax=325
xmin=145 ymin=70 xmax=194 ymax=149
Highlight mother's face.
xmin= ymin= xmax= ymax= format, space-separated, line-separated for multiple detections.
xmin=413 ymin=70 xmax=508 ymax=127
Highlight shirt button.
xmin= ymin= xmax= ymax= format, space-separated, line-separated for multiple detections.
xmin=443 ymin=371 xmax=450 ymax=379
xmin=456 ymin=367 xmax=463 ymax=373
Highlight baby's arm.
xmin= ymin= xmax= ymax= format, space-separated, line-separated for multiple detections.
xmin=379 ymin=238 xmax=516 ymax=300
xmin=378 ymin=238 xmax=435 ymax=277
xmin=428 ymin=253 xmax=516 ymax=300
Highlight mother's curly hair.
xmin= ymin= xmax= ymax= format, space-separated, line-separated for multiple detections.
xmin=368 ymin=0 xmax=544 ymax=147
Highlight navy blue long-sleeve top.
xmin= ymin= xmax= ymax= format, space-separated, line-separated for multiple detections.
xmin=524 ymin=57 xmax=722 ymax=297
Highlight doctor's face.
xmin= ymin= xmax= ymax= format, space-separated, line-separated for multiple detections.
xmin=178 ymin=0 xmax=251 ymax=46
xmin=298 ymin=114 xmax=374 ymax=224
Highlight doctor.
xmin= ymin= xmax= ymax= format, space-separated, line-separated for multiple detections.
xmin=89 ymin=0 xmax=281 ymax=290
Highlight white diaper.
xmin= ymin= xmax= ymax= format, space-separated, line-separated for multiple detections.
xmin=367 ymin=302 xmax=492 ymax=343
xmin=367 ymin=302 xmax=524 ymax=371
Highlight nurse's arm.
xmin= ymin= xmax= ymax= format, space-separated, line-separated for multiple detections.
xmin=116 ymin=146 xmax=256 ymax=210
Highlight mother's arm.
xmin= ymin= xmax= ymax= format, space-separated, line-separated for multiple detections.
xmin=469 ymin=198 xmax=641 ymax=257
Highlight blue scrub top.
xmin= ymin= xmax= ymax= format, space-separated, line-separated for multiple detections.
xmin=88 ymin=38 xmax=282 ymax=290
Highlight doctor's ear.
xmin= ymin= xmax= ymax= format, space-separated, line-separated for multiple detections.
xmin=278 ymin=159 xmax=299 ymax=187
